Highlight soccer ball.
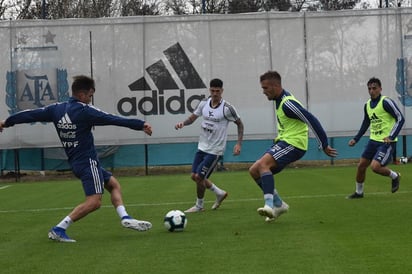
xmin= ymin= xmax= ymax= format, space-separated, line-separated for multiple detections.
xmin=399 ymin=156 xmax=409 ymax=164
xmin=163 ymin=210 xmax=187 ymax=232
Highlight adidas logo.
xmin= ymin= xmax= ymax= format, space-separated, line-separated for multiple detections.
xmin=117 ymin=42 xmax=206 ymax=116
xmin=370 ymin=113 xmax=380 ymax=121
xmin=57 ymin=113 xmax=77 ymax=129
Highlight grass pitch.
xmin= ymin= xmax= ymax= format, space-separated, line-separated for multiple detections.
xmin=1 ymin=164 xmax=411 ymax=274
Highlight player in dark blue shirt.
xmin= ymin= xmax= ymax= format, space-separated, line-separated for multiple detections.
xmin=0 ymin=75 xmax=153 ymax=242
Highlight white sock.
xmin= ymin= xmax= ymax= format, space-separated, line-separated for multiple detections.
xmin=116 ymin=205 xmax=129 ymax=219
xmin=389 ymin=170 xmax=398 ymax=179
xmin=56 ymin=216 xmax=73 ymax=230
xmin=264 ymin=193 xmax=274 ymax=208
xmin=196 ymin=198 xmax=204 ymax=208
xmin=209 ymin=184 xmax=225 ymax=195
xmin=356 ymin=182 xmax=364 ymax=194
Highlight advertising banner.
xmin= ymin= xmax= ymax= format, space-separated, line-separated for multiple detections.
xmin=0 ymin=10 xmax=411 ymax=149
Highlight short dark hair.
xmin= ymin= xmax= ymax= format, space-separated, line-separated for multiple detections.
xmin=71 ymin=75 xmax=95 ymax=94
xmin=210 ymin=78 xmax=223 ymax=88
xmin=260 ymin=71 xmax=281 ymax=84
xmin=367 ymin=77 xmax=381 ymax=87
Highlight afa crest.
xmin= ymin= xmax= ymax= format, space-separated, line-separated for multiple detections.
xmin=6 ymin=30 xmax=69 ymax=114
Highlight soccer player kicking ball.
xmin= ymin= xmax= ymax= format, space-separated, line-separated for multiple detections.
xmin=0 ymin=75 xmax=153 ymax=242
xmin=249 ymin=71 xmax=338 ymax=222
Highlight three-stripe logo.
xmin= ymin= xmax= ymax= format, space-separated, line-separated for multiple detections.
xmin=117 ymin=43 xmax=207 ymax=116
xmin=57 ymin=113 xmax=76 ymax=129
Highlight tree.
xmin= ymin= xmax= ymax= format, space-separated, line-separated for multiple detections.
xmin=2 ymin=0 xmax=161 ymax=20
xmin=5 ymin=0 xmax=36 ymax=20
xmin=1 ymin=0 xmax=400 ymax=20
xmin=0 ymin=0 xmax=11 ymax=18
xmin=119 ymin=0 xmax=161 ymax=16
xmin=203 ymin=0 xmax=227 ymax=13
xmin=12 ymin=0 xmax=116 ymax=19
xmin=227 ymin=0 xmax=264 ymax=13
xmin=162 ymin=0 xmax=188 ymax=14
xmin=318 ymin=0 xmax=358 ymax=10
xmin=226 ymin=0 xmax=293 ymax=13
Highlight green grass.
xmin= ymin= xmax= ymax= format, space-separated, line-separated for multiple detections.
xmin=1 ymin=164 xmax=411 ymax=274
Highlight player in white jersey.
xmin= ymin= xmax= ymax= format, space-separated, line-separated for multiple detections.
xmin=175 ymin=78 xmax=244 ymax=212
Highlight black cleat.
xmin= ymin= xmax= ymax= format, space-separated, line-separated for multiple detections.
xmin=346 ymin=192 xmax=364 ymax=199
xmin=392 ymin=173 xmax=401 ymax=193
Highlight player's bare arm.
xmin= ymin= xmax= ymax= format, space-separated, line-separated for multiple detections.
xmin=233 ymin=119 xmax=244 ymax=155
xmin=175 ymin=114 xmax=198 ymax=130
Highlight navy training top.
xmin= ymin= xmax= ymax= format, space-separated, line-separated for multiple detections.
xmin=5 ymin=97 xmax=145 ymax=167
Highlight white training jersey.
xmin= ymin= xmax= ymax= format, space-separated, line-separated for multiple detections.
xmin=193 ymin=97 xmax=241 ymax=155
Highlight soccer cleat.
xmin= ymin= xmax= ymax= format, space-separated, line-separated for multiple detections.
xmin=273 ymin=201 xmax=289 ymax=218
xmin=211 ymin=192 xmax=228 ymax=210
xmin=48 ymin=226 xmax=76 ymax=243
xmin=257 ymin=205 xmax=275 ymax=219
xmin=184 ymin=205 xmax=204 ymax=213
xmin=392 ymin=173 xmax=401 ymax=193
xmin=346 ymin=192 xmax=364 ymax=199
xmin=121 ymin=216 xmax=152 ymax=231
xmin=265 ymin=216 xmax=275 ymax=222
xmin=262 ymin=202 xmax=289 ymax=222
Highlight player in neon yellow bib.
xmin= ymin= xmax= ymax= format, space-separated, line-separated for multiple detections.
xmin=249 ymin=71 xmax=338 ymax=222
xmin=347 ymin=77 xmax=404 ymax=199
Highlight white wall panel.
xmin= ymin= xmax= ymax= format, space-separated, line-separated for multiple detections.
xmin=0 ymin=10 xmax=411 ymax=149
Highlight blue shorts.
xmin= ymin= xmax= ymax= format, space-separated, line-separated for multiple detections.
xmin=265 ymin=141 xmax=306 ymax=174
xmin=192 ymin=150 xmax=219 ymax=179
xmin=72 ymin=159 xmax=113 ymax=196
xmin=361 ymin=140 xmax=395 ymax=166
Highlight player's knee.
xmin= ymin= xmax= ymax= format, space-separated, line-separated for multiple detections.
xmin=86 ymin=195 xmax=102 ymax=211
xmin=250 ymin=161 xmax=269 ymax=177
xmin=108 ymin=182 xmax=121 ymax=193
xmin=105 ymin=176 xmax=120 ymax=191
xmin=249 ymin=162 xmax=259 ymax=175
xmin=94 ymin=200 xmax=102 ymax=210
xmin=357 ymin=162 xmax=368 ymax=171
xmin=88 ymin=199 xmax=101 ymax=211
xmin=370 ymin=162 xmax=381 ymax=173
xmin=194 ymin=174 xmax=205 ymax=184
xmin=248 ymin=166 xmax=255 ymax=176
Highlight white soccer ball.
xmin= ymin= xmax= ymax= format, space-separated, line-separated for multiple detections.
xmin=163 ymin=210 xmax=187 ymax=232
xmin=400 ymin=156 xmax=409 ymax=164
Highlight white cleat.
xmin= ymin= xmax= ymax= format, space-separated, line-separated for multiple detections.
xmin=260 ymin=202 xmax=289 ymax=222
xmin=121 ymin=217 xmax=152 ymax=232
xmin=257 ymin=205 xmax=275 ymax=219
xmin=265 ymin=217 xmax=275 ymax=222
xmin=184 ymin=205 xmax=204 ymax=213
xmin=273 ymin=201 xmax=289 ymax=218
xmin=211 ymin=192 xmax=228 ymax=210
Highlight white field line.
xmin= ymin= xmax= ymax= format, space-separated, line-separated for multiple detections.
xmin=0 ymin=185 xmax=11 ymax=190
xmin=0 ymin=190 xmax=411 ymax=214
